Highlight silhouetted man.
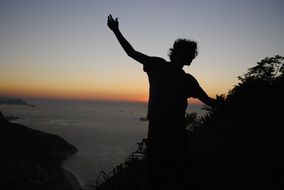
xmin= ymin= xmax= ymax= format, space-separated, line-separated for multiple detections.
xmin=107 ymin=14 xmax=217 ymax=190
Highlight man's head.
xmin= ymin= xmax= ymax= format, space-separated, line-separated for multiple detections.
xmin=168 ymin=38 xmax=198 ymax=66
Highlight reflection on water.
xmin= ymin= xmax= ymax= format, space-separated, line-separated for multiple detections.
xmin=0 ymin=98 xmax=205 ymax=185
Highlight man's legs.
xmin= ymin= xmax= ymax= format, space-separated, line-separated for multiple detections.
xmin=146 ymin=123 xmax=189 ymax=190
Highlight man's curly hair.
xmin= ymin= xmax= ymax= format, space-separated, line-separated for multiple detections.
xmin=168 ymin=38 xmax=198 ymax=61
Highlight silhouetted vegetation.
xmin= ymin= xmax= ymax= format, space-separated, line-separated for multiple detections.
xmin=81 ymin=139 xmax=148 ymax=190
xmin=83 ymin=55 xmax=284 ymax=190
xmin=0 ymin=111 xmax=78 ymax=190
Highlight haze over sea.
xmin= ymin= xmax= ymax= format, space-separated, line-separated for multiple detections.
xmin=0 ymin=98 xmax=206 ymax=185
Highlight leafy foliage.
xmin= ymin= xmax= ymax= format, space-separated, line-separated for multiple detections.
xmin=227 ymin=55 xmax=284 ymax=105
xmin=238 ymin=55 xmax=284 ymax=83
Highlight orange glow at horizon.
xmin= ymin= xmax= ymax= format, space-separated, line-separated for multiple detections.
xmin=0 ymin=85 xmax=148 ymax=103
xmin=1 ymin=86 xmax=203 ymax=105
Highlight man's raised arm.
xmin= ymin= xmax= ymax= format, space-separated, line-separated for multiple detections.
xmin=107 ymin=14 xmax=157 ymax=65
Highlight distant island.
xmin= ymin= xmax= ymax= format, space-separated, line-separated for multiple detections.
xmin=0 ymin=111 xmax=79 ymax=190
xmin=0 ymin=97 xmax=35 ymax=107
xmin=139 ymin=117 xmax=148 ymax=122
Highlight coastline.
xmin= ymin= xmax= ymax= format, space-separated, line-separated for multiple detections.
xmin=0 ymin=99 xmax=152 ymax=188
xmin=62 ymin=167 xmax=82 ymax=190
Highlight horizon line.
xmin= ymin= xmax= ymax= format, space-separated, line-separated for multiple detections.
xmin=0 ymin=95 xmax=203 ymax=105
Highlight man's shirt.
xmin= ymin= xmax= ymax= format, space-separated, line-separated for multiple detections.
xmin=143 ymin=58 xmax=203 ymax=125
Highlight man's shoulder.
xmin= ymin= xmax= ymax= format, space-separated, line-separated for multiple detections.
xmin=148 ymin=57 xmax=168 ymax=65
xmin=185 ymin=72 xmax=195 ymax=78
xmin=143 ymin=57 xmax=168 ymax=72
xmin=185 ymin=73 xmax=199 ymax=84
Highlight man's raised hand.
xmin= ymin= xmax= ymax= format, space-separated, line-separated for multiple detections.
xmin=107 ymin=14 xmax=119 ymax=31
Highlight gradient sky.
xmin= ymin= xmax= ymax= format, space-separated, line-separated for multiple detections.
xmin=1 ymin=0 xmax=284 ymax=102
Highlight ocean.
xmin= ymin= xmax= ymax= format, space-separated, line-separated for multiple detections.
xmin=0 ymin=99 xmax=206 ymax=185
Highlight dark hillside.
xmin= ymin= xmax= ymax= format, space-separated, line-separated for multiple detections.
xmin=0 ymin=111 xmax=78 ymax=190
xmin=83 ymin=55 xmax=284 ymax=190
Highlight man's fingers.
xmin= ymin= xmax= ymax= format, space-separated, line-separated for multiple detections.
xmin=107 ymin=15 xmax=111 ymax=22
xmin=107 ymin=14 xmax=118 ymax=25
xmin=108 ymin=15 xmax=112 ymax=22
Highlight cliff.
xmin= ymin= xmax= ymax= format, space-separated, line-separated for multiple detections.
xmin=0 ymin=111 xmax=78 ymax=190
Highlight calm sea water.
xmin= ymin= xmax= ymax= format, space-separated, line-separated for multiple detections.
xmin=0 ymin=99 xmax=206 ymax=185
